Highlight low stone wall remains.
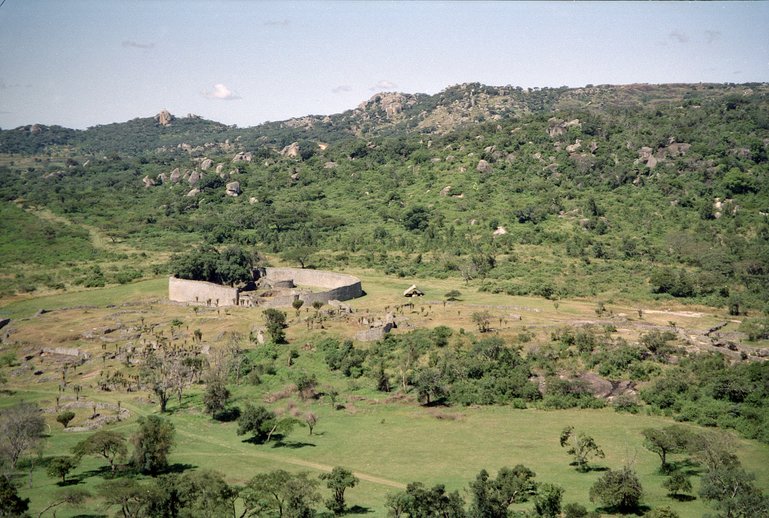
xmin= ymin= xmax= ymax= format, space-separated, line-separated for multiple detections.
xmin=168 ymin=277 xmax=239 ymax=307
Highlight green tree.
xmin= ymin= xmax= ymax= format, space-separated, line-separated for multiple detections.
xmin=471 ymin=311 xmax=492 ymax=333
xmin=175 ymin=469 xmax=238 ymax=518
xmin=386 ymin=481 xmax=465 ymax=517
xmin=645 ymin=507 xmax=681 ymax=518
xmin=663 ymin=470 xmax=692 ymax=498
xmin=241 ymin=470 xmax=321 ymax=518
xmin=203 ymin=377 xmax=231 ymax=417
xmin=46 ymin=456 xmax=79 ymax=484
xmin=0 ymin=475 xmax=29 ymax=516
xmin=131 ymin=415 xmax=175 ymax=475
xmin=237 ymin=403 xmax=277 ymax=443
xmin=589 ymin=466 xmax=644 ymax=513
xmin=281 ymin=246 xmax=316 ymax=268
xmin=414 ymin=367 xmax=446 ymax=405
xmin=320 ymin=466 xmax=359 ymax=514
xmin=699 ymin=462 xmax=769 ymax=517
xmin=56 ymin=411 xmax=76 ymax=429
xmin=560 ymin=426 xmax=605 ymax=472
xmin=468 ymin=465 xmax=537 ymax=518
xmin=72 ymin=430 xmax=127 ymax=475
xmin=98 ymin=478 xmax=148 ymax=518
xmin=263 ymin=308 xmax=288 ymax=344
xmin=533 ymin=483 xmax=564 ymax=518
xmin=641 ymin=426 xmax=693 ymax=472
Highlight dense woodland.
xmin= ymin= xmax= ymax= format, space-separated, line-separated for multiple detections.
xmin=2 ymin=82 xmax=769 ymax=517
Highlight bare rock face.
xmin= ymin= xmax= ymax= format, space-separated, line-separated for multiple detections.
xmin=215 ymin=164 xmax=224 ymax=174
xmin=566 ymin=139 xmax=582 ymax=154
xmin=156 ymin=172 xmax=168 ymax=184
xmin=155 ymin=110 xmax=174 ymax=126
xmin=492 ymin=226 xmax=507 ymax=237
xmin=169 ymin=168 xmax=181 ymax=184
xmin=188 ymin=171 xmax=201 ymax=186
xmin=142 ymin=175 xmax=156 ymax=188
xmin=200 ymin=158 xmax=213 ymax=170
xmin=225 ymin=181 xmax=240 ymax=197
xmin=186 ymin=188 xmax=200 ymax=197
xmin=324 ymin=161 xmax=337 ymax=169
xmin=280 ymin=142 xmax=300 ymax=158
xmin=440 ymin=185 xmax=452 ymax=196
xmin=358 ymin=92 xmax=417 ymax=119
xmin=476 ymin=159 xmax=492 ymax=173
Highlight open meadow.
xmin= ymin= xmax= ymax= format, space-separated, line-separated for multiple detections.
xmin=2 ymin=271 xmax=768 ymax=517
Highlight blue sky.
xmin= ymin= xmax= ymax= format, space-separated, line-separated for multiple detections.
xmin=1 ymin=1 xmax=768 ymax=129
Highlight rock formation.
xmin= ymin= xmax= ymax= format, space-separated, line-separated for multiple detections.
xmin=225 ymin=181 xmax=240 ymax=197
xmin=154 ymin=110 xmax=174 ymax=126
xmin=232 ymin=151 xmax=252 ymax=163
xmin=476 ymin=159 xmax=492 ymax=173
xmin=280 ymin=142 xmax=300 ymax=158
xmin=200 ymin=158 xmax=213 ymax=170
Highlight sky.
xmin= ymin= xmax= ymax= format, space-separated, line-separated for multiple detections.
xmin=1 ymin=0 xmax=768 ymax=130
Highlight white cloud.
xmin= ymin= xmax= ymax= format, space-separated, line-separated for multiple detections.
xmin=369 ymin=80 xmax=398 ymax=91
xmin=203 ymin=83 xmax=241 ymax=101
xmin=668 ymin=30 xmax=689 ymax=44
xmin=332 ymin=85 xmax=352 ymax=94
xmin=122 ymin=40 xmax=155 ymax=49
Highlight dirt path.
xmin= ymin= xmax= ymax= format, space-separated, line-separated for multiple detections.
xmin=175 ymin=427 xmax=406 ymax=489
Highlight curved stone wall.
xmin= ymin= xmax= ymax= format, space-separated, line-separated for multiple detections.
xmin=168 ymin=277 xmax=239 ymax=307
xmin=168 ymin=268 xmax=362 ymax=308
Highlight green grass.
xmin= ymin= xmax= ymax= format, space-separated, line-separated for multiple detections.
xmin=0 ymin=277 xmax=167 ymax=319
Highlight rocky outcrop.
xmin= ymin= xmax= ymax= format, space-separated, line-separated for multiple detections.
xmin=155 ymin=110 xmax=174 ymax=126
xmin=476 ymin=159 xmax=492 ymax=173
xmin=142 ymin=175 xmax=156 ymax=188
xmin=440 ymin=185 xmax=452 ymax=196
xmin=186 ymin=188 xmax=200 ymax=197
xmin=169 ymin=168 xmax=181 ymax=183
xmin=225 ymin=181 xmax=240 ymax=197
xmin=280 ymin=142 xmax=300 ymax=158
xmin=200 ymin=158 xmax=213 ymax=170
xmin=492 ymin=226 xmax=507 ymax=236
xmin=324 ymin=161 xmax=337 ymax=169
xmin=232 ymin=152 xmax=252 ymax=163
xmin=188 ymin=171 xmax=201 ymax=186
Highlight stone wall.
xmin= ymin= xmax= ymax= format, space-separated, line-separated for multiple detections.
xmin=257 ymin=268 xmax=362 ymax=307
xmin=168 ymin=277 xmax=239 ymax=307
xmin=168 ymin=268 xmax=362 ymax=308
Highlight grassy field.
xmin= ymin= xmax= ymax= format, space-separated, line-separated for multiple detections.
xmin=2 ymin=272 xmax=768 ymax=517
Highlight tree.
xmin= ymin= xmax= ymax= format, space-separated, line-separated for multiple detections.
xmin=131 ymin=415 xmax=175 ymax=475
xmin=663 ymin=470 xmax=692 ymax=498
xmin=237 ymin=403 xmax=277 ymax=443
xmin=0 ymin=475 xmax=29 ymax=516
xmin=645 ymin=507 xmax=681 ymax=518
xmin=46 ymin=456 xmax=79 ymax=484
xmin=98 ymin=478 xmax=148 ymax=518
xmin=533 ymin=483 xmax=564 ymax=518
xmin=174 ymin=469 xmax=237 ymax=518
xmin=320 ymin=466 xmax=359 ymax=514
xmin=589 ymin=466 xmax=644 ymax=513
xmin=386 ymin=481 xmax=465 ymax=518
xmin=471 ymin=311 xmax=492 ymax=333
xmin=241 ymin=470 xmax=321 ymax=518
xmin=56 ymin=411 xmax=76 ymax=429
xmin=72 ymin=430 xmax=127 ymax=475
xmin=292 ymin=298 xmax=304 ymax=317
xmin=37 ymin=487 xmax=90 ymax=518
xmin=0 ymin=402 xmax=46 ymax=469
xmin=203 ymin=377 xmax=231 ymax=417
xmin=699 ymin=462 xmax=769 ymax=517
xmin=304 ymin=412 xmax=318 ymax=436
xmin=445 ymin=290 xmax=462 ymax=301
xmin=281 ymin=246 xmax=316 ymax=268
xmin=413 ymin=367 xmax=446 ymax=405
xmin=641 ymin=426 xmax=693 ymax=472
xmin=263 ymin=309 xmax=287 ymax=344
xmin=468 ymin=465 xmax=537 ymax=518
xmin=560 ymin=426 xmax=605 ymax=472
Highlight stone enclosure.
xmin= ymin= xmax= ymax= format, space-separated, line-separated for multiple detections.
xmin=168 ymin=267 xmax=363 ymax=308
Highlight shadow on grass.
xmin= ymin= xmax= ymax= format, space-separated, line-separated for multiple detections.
xmin=594 ymin=504 xmax=651 ymax=516
xmin=345 ymin=505 xmax=373 ymax=515
xmin=164 ymin=463 xmax=196 ymax=474
xmin=56 ymin=478 xmax=81 ymax=487
xmin=271 ymin=440 xmax=316 ymax=449
xmin=670 ymin=494 xmax=697 ymax=502
xmin=72 ymin=515 xmax=108 ymax=518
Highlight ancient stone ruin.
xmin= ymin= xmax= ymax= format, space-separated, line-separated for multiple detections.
xmin=169 ymin=267 xmax=363 ymax=308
